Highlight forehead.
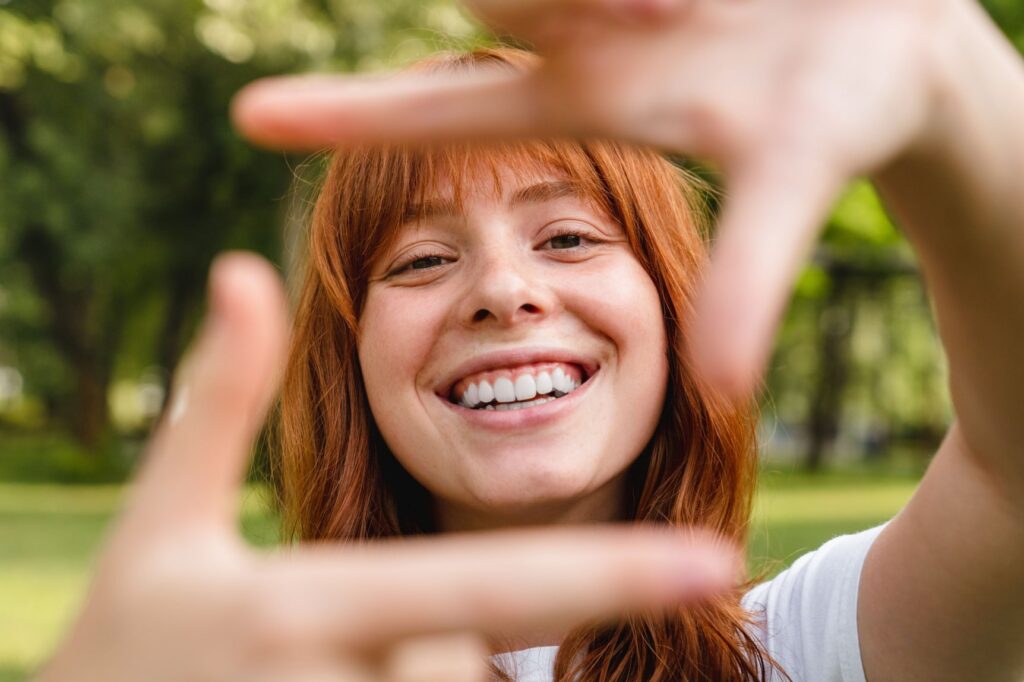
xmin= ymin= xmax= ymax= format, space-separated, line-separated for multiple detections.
xmin=405 ymin=144 xmax=609 ymax=223
xmin=406 ymin=173 xmax=592 ymax=223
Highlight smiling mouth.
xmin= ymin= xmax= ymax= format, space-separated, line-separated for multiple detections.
xmin=447 ymin=363 xmax=593 ymax=411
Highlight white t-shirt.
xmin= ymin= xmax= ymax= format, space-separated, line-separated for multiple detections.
xmin=494 ymin=524 xmax=886 ymax=682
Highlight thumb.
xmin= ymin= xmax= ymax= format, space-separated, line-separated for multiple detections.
xmin=122 ymin=253 xmax=289 ymax=538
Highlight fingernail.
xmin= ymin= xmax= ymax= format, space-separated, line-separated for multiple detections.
xmin=208 ymin=256 xmax=237 ymax=323
xmin=208 ymin=252 xmax=262 ymax=325
xmin=167 ymin=385 xmax=189 ymax=425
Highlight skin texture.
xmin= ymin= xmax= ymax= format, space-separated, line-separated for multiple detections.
xmin=358 ymin=169 xmax=668 ymax=531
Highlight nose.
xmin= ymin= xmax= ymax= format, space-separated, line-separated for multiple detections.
xmin=459 ymin=251 xmax=558 ymax=328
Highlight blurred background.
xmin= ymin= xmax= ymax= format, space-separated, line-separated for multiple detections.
xmin=1 ymin=0 xmax=1022 ymax=679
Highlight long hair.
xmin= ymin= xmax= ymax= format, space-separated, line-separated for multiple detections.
xmin=277 ymin=48 xmax=782 ymax=681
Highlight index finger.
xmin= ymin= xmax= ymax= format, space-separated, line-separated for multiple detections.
xmin=229 ymin=0 xmax=693 ymax=152
xmin=231 ymin=69 xmax=548 ymax=152
xmin=258 ymin=526 xmax=739 ymax=649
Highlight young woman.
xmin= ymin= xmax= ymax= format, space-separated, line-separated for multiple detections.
xmin=39 ymin=0 xmax=1024 ymax=680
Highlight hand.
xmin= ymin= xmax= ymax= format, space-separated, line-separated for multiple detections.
xmin=35 ymin=253 xmax=738 ymax=682
xmin=231 ymin=0 xmax=952 ymax=397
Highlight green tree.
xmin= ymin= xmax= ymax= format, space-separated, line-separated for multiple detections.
xmin=0 ymin=0 xmax=479 ymax=455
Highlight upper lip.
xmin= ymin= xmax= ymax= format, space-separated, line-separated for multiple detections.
xmin=435 ymin=347 xmax=600 ymax=399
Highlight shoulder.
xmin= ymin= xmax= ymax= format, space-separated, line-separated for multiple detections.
xmin=742 ymin=524 xmax=887 ymax=682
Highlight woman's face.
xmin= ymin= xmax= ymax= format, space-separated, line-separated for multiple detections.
xmin=358 ymin=166 xmax=669 ymax=530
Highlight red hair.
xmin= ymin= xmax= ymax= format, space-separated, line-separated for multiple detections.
xmin=277 ymin=48 xmax=783 ymax=681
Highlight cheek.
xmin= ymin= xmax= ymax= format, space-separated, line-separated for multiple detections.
xmin=566 ymin=256 xmax=668 ymax=367
xmin=358 ymin=289 xmax=445 ymax=436
xmin=606 ymin=264 xmax=670 ymax=474
xmin=610 ymin=262 xmax=669 ymax=415
xmin=561 ymin=256 xmax=670 ymax=448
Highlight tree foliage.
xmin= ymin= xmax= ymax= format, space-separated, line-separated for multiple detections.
xmin=0 ymin=0 xmax=478 ymax=456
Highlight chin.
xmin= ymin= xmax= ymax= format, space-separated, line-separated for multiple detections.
xmin=454 ymin=456 xmax=626 ymax=525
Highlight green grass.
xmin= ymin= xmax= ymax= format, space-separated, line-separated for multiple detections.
xmin=747 ymin=468 xmax=919 ymax=575
xmin=0 ymin=470 xmax=919 ymax=681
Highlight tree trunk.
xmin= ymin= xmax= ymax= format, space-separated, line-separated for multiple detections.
xmin=4 ymin=92 xmax=116 ymax=450
xmin=18 ymin=226 xmax=113 ymax=453
xmin=804 ymin=274 xmax=854 ymax=472
xmin=70 ymin=351 xmax=111 ymax=450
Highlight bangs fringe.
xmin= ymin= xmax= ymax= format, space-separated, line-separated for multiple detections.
xmin=340 ymin=138 xmax=618 ymax=283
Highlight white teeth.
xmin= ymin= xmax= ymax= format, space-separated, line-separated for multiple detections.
xmin=494 ymin=377 xmax=516 ymax=403
xmin=460 ymin=382 xmax=478 ymax=408
xmin=551 ymin=367 xmax=569 ymax=393
xmin=478 ymin=380 xmax=494 ymax=404
xmin=514 ymin=374 xmax=537 ymax=401
xmin=456 ymin=366 xmax=589 ymax=408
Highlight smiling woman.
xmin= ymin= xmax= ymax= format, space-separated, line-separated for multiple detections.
xmin=30 ymin=0 xmax=1024 ymax=679
xmin=277 ymin=49 xmax=776 ymax=680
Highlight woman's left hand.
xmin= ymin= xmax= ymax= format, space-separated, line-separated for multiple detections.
xmin=231 ymin=0 xmax=950 ymax=396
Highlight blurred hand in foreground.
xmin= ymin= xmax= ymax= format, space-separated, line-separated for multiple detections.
xmin=35 ymin=254 xmax=737 ymax=682
xmin=232 ymin=0 xmax=950 ymax=397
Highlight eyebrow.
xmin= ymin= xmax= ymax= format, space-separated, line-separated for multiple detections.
xmin=403 ymin=180 xmax=586 ymax=223
xmin=509 ymin=179 xmax=584 ymax=208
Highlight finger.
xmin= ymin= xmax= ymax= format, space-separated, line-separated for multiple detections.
xmin=383 ymin=633 xmax=489 ymax=682
xmin=123 ymin=253 xmax=289 ymax=535
xmin=690 ymin=150 xmax=846 ymax=398
xmin=261 ymin=526 xmax=739 ymax=649
xmin=232 ymin=69 xmax=548 ymax=152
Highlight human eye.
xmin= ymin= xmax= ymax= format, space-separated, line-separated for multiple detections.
xmin=548 ymin=232 xmax=584 ymax=249
xmin=541 ymin=224 xmax=601 ymax=252
xmin=389 ymin=251 xmax=453 ymax=276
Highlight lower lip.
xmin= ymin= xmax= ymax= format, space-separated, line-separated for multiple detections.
xmin=439 ymin=370 xmax=598 ymax=430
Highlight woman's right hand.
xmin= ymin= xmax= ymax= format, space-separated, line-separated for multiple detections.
xmin=231 ymin=0 xmax=961 ymax=400
xmin=34 ymin=253 xmax=737 ymax=682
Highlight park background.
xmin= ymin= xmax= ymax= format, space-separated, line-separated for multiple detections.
xmin=1 ymin=0 xmax=1022 ymax=679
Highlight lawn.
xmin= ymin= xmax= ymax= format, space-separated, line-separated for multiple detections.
xmin=0 ymin=468 xmax=919 ymax=681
